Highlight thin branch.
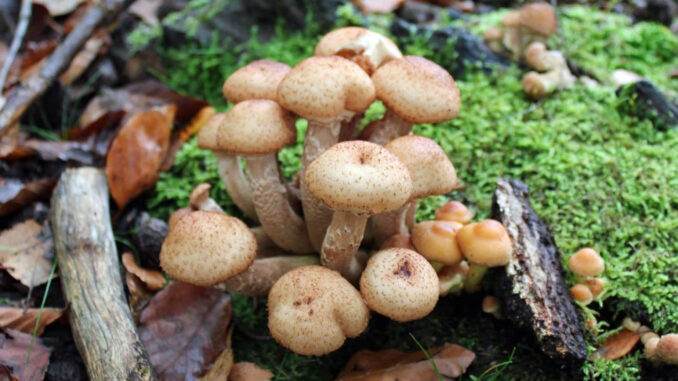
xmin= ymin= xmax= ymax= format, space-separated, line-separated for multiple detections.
xmin=0 ymin=0 xmax=32 ymax=95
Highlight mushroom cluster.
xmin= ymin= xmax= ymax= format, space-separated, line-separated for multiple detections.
xmin=157 ymin=26 xmax=513 ymax=356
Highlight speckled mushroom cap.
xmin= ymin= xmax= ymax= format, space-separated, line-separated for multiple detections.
xmin=314 ymin=27 xmax=402 ymax=74
xmin=159 ymin=211 xmax=256 ymax=286
xmin=568 ymin=248 xmax=605 ymax=276
xmin=222 ymin=59 xmax=291 ymax=104
xmin=385 ymin=135 xmax=458 ymax=199
xmin=519 ymin=3 xmax=557 ymax=36
xmin=360 ymin=248 xmax=438 ymax=322
xmin=277 ymin=56 xmax=376 ymax=121
xmin=268 ymin=265 xmax=369 ymax=356
xmin=372 ymin=56 xmax=460 ymax=124
xmin=197 ymin=99 xmax=295 ymax=155
xmin=304 ymin=141 xmax=412 ymax=215
xmin=456 ymin=220 xmax=512 ymax=267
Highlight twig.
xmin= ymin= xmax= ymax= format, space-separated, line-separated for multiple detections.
xmin=0 ymin=0 xmax=131 ymax=138
xmin=0 ymin=0 xmax=31 ymax=94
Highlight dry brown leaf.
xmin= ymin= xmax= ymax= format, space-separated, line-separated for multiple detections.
xmin=352 ymin=0 xmax=404 ymax=13
xmin=130 ymin=0 xmax=163 ymax=26
xmin=0 ymin=329 xmax=51 ymax=381
xmin=336 ymin=343 xmax=475 ymax=381
xmin=161 ymin=106 xmax=216 ymax=172
xmin=0 ymin=178 xmax=56 ymax=218
xmin=0 ymin=307 xmax=63 ymax=336
xmin=592 ymin=328 xmax=641 ymax=361
xmin=32 ymin=0 xmax=86 ymax=16
xmin=60 ymin=30 xmax=110 ymax=85
xmin=228 ymin=362 xmax=274 ymax=381
xmin=121 ymin=252 xmax=166 ymax=290
xmin=0 ymin=220 xmax=55 ymax=287
xmin=200 ymin=328 xmax=234 ymax=381
xmin=125 ymin=272 xmax=154 ymax=323
xmin=0 ymin=123 xmax=21 ymax=159
xmin=138 ymin=282 xmax=232 ymax=381
xmin=106 ymin=105 xmax=175 ymax=208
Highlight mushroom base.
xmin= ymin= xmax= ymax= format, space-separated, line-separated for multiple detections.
xmin=216 ymin=153 xmax=258 ymax=221
xmin=321 ymin=211 xmax=369 ymax=283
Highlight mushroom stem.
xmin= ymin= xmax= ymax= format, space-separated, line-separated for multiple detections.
xmin=245 ymin=153 xmax=313 ymax=253
xmin=338 ymin=114 xmax=362 ymax=141
xmin=360 ymin=109 xmax=413 ymax=145
xmin=301 ymin=119 xmax=344 ymax=171
xmin=463 ymin=263 xmax=488 ymax=293
xmin=371 ymin=203 xmax=410 ymax=246
xmin=216 ymin=153 xmax=258 ymax=221
xmin=216 ymin=255 xmax=319 ymax=297
xmin=322 ymin=211 xmax=368 ymax=282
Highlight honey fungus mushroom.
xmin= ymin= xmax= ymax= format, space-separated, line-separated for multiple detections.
xmin=360 ymin=248 xmax=439 ymax=322
xmin=268 ymin=266 xmax=369 ymax=356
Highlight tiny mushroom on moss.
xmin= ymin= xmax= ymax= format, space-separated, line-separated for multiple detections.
xmin=268 ymin=265 xmax=369 ymax=356
xmin=500 ymin=11 xmax=522 ymax=59
xmin=647 ymin=334 xmax=678 ymax=365
xmin=568 ymin=248 xmax=605 ymax=277
xmin=519 ymin=2 xmax=558 ymax=49
xmin=435 ymin=201 xmax=473 ymax=225
xmin=570 ymin=284 xmax=593 ymax=305
xmin=360 ymin=248 xmax=439 ymax=322
xmin=586 ymin=277 xmax=605 ymax=299
xmin=411 ymin=220 xmax=464 ymax=265
xmin=482 ymin=27 xmax=504 ymax=53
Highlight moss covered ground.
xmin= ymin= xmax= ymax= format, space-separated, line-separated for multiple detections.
xmin=145 ymin=4 xmax=678 ymax=380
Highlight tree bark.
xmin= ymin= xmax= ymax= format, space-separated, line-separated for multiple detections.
xmin=50 ymin=168 xmax=156 ymax=381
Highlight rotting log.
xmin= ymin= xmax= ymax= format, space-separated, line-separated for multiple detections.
xmin=50 ymin=168 xmax=156 ymax=381
xmin=492 ymin=178 xmax=587 ymax=366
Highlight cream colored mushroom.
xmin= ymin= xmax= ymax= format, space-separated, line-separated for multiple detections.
xmin=314 ymin=27 xmax=402 ymax=75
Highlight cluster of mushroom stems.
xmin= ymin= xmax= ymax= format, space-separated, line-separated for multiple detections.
xmin=482 ymin=2 xmax=575 ymax=99
xmin=622 ymin=318 xmax=678 ymax=366
xmin=157 ymin=26 xmax=517 ymax=356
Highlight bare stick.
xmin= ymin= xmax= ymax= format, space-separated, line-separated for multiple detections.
xmin=0 ymin=0 xmax=131 ymax=137
xmin=0 ymin=0 xmax=31 ymax=95
xmin=50 ymin=168 xmax=156 ymax=381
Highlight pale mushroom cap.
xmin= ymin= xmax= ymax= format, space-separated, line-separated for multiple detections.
xmin=570 ymin=284 xmax=593 ymax=305
xmin=314 ymin=27 xmax=402 ymax=74
xmin=434 ymin=201 xmax=473 ymax=224
xmin=268 ymin=265 xmax=369 ymax=356
xmin=222 ymin=59 xmax=291 ymax=104
xmin=189 ymin=183 xmax=211 ymax=209
xmin=520 ymin=3 xmax=558 ymax=36
xmin=568 ymin=248 xmax=605 ymax=276
xmin=159 ymin=211 xmax=256 ymax=286
xmin=411 ymin=220 xmax=464 ymax=265
xmin=314 ymin=27 xmax=368 ymax=56
xmin=482 ymin=27 xmax=503 ymax=41
xmin=501 ymin=11 xmax=521 ymax=27
xmin=456 ymin=220 xmax=512 ymax=267
xmin=372 ymin=56 xmax=461 ymax=124
xmin=305 ymin=141 xmax=412 ymax=215
xmin=656 ymin=334 xmax=678 ymax=365
xmin=360 ymin=248 xmax=439 ymax=322
xmin=277 ymin=56 xmax=376 ymax=120
xmin=385 ymin=135 xmax=458 ymax=199
xmin=197 ymin=100 xmax=296 ymax=154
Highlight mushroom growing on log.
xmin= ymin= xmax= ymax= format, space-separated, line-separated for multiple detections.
xmin=491 ymin=178 xmax=587 ymax=366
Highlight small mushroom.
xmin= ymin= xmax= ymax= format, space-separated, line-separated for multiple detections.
xmin=411 ymin=220 xmax=464 ymax=265
xmin=222 ymin=59 xmax=291 ymax=104
xmin=522 ymin=70 xmax=561 ymax=99
xmin=482 ymin=296 xmax=503 ymax=319
xmin=456 ymin=220 xmax=512 ymax=293
xmin=159 ymin=211 xmax=256 ymax=286
xmin=434 ymin=201 xmax=473 ymax=225
xmin=482 ymin=27 xmax=504 ymax=53
xmin=500 ymin=11 xmax=522 ymax=59
xmin=586 ymin=277 xmax=605 ymax=299
xmin=647 ymin=334 xmax=678 ymax=365
xmin=438 ymin=260 xmax=469 ymax=296
xmin=268 ymin=266 xmax=369 ymax=356
xmin=360 ymin=248 xmax=439 ymax=322
xmin=570 ymin=284 xmax=593 ymax=305
xmin=189 ymin=183 xmax=223 ymax=213
xmin=518 ymin=3 xmax=558 ymax=51
xmin=568 ymin=248 xmax=605 ymax=277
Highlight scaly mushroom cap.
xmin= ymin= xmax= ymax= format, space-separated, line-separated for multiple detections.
xmin=655 ymin=334 xmax=678 ymax=365
xmin=519 ymin=3 xmax=557 ymax=36
xmin=434 ymin=201 xmax=473 ymax=224
xmin=277 ymin=56 xmax=376 ymax=121
xmin=411 ymin=220 xmax=463 ymax=265
xmin=314 ymin=27 xmax=402 ymax=74
xmin=160 ymin=211 xmax=256 ymax=286
xmin=360 ymin=248 xmax=439 ymax=322
xmin=372 ymin=56 xmax=460 ymax=124
xmin=197 ymin=100 xmax=296 ymax=154
xmin=456 ymin=220 xmax=512 ymax=267
xmin=568 ymin=248 xmax=604 ymax=276
xmin=305 ymin=141 xmax=412 ymax=215
xmin=268 ymin=265 xmax=369 ymax=356
xmin=222 ymin=59 xmax=291 ymax=104
xmin=168 ymin=207 xmax=191 ymax=230
xmin=385 ymin=135 xmax=458 ymax=199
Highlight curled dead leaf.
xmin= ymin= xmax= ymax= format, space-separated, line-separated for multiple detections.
xmin=0 ymin=178 xmax=56 ymax=218
xmin=0 ymin=329 xmax=51 ymax=381
xmin=122 ymin=252 xmax=166 ymax=290
xmin=0 ymin=307 xmax=63 ymax=335
xmin=125 ymin=271 xmax=154 ymax=323
xmin=200 ymin=328 xmax=234 ymax=381
xmin=592 ymin=328 xmax=640 ymax=361
xmin=0 ymin=219 xmax=55 ymax=287
xmin=228 ymin=362 xmax=274 ymax=381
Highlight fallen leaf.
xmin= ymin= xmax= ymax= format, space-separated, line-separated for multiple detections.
xmin=336 ymin=343 xmax=475 ymax=381
xmin=0 ymin=329 xmax=51 ymax=381
xmin=200 ymin=328 xmax=233 ymax=381
xmin=60 ymin=30 xmax=110 ymax=85
xmin=138 ymin=282 xmax=232 ymax=381
xmin=23 ymin=139 xmax=97 ymax=165
xmin=125 ymin=271 xmax=154 ymax=323
xmin=121 ymin=252 xmax=166 ymax=290
xmin=0 ymin=123 xmax=21 ymax=159
xmin=0 ymin=307 xmax=63 ymax=335
xmin=228 ymin=362 xmax=274 ymax=381
xmin=130 ymin=0 xmax=163 ymax=26
xmin=352 ymin=0 xmax=404 ymax=13
xmin=0 ymin=178 xmax=56 ymax=217
xmin=0 ymin=219 xmax=55 ymax=287
xmin=32 ymin=0 xmax=86 ymax=16
xmin=106 ymin=105 xmax=175 ymax=208
xmin=592 ymin=328 xmax=640 ymax=361
xmin=161 ymin=106 xmax=216 ymax=171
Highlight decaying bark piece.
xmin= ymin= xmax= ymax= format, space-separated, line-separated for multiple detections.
xmin=491 ymin=178 xmax=587 ymax=365
xmin=50 ymin=168 xmax=156 ymax=381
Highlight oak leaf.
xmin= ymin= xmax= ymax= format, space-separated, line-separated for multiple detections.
xmin=0 ymin=329 xmax=51 ymax=381
xmin=0 ymin=307 xmax=63 ymax=335
xmin=0 ymin=219 xmax=55 ymax=287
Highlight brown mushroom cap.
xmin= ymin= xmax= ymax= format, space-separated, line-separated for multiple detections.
xmin=586 ymin=277 xmax=605 ymax=298
xmin=277 ymin=56 xmax=375 ymax=121
xmin=159 ymin=211 xmax=256 ymax=286
xmin=519 ymin=3 xmax=558 ymax=36
xmin=568 ymin=248 xmax=605 ymax=276
xmin=222 ymin=59 xmax=291 ymax=104
xmin=501 ymin=11 xmax=521 ymax=27
xmin=372 ymin=56 xmax=460 ymax=124
xmin=434 ymin=201 xmax=473 ymax=224
xmin=196 ymin=113 xmax=226 ymax=149
xmin=384 ymin=135 xmax=458 ymax=199
xmin=197 ymin=100 xmax=296 ymax=155
xmin=482 ymin=295 xmax=501 ymax=314
xmin=411 ymin=220 xmax=463 ymax=265
xmin=655 ymin=334 xmax=678 ymax=365
xmin=305 ymin=141 xmax=412 ymax=215
xmin=524 ymin=41 xmax=548 ymax=71
xmin=456 ymin=220 xmax=512 ymax=267
xmin=314 ymin=27 xmax=402 ymax=74
xmin=570 ymin=284 xmax=593 ymax=305
xmin=268 ymin=265 xmax=369 ymax=356
xmin=482 ymin=27 xmax=503 ymax=42
xmin=360 ymin=248 xmax=439 ymax=322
